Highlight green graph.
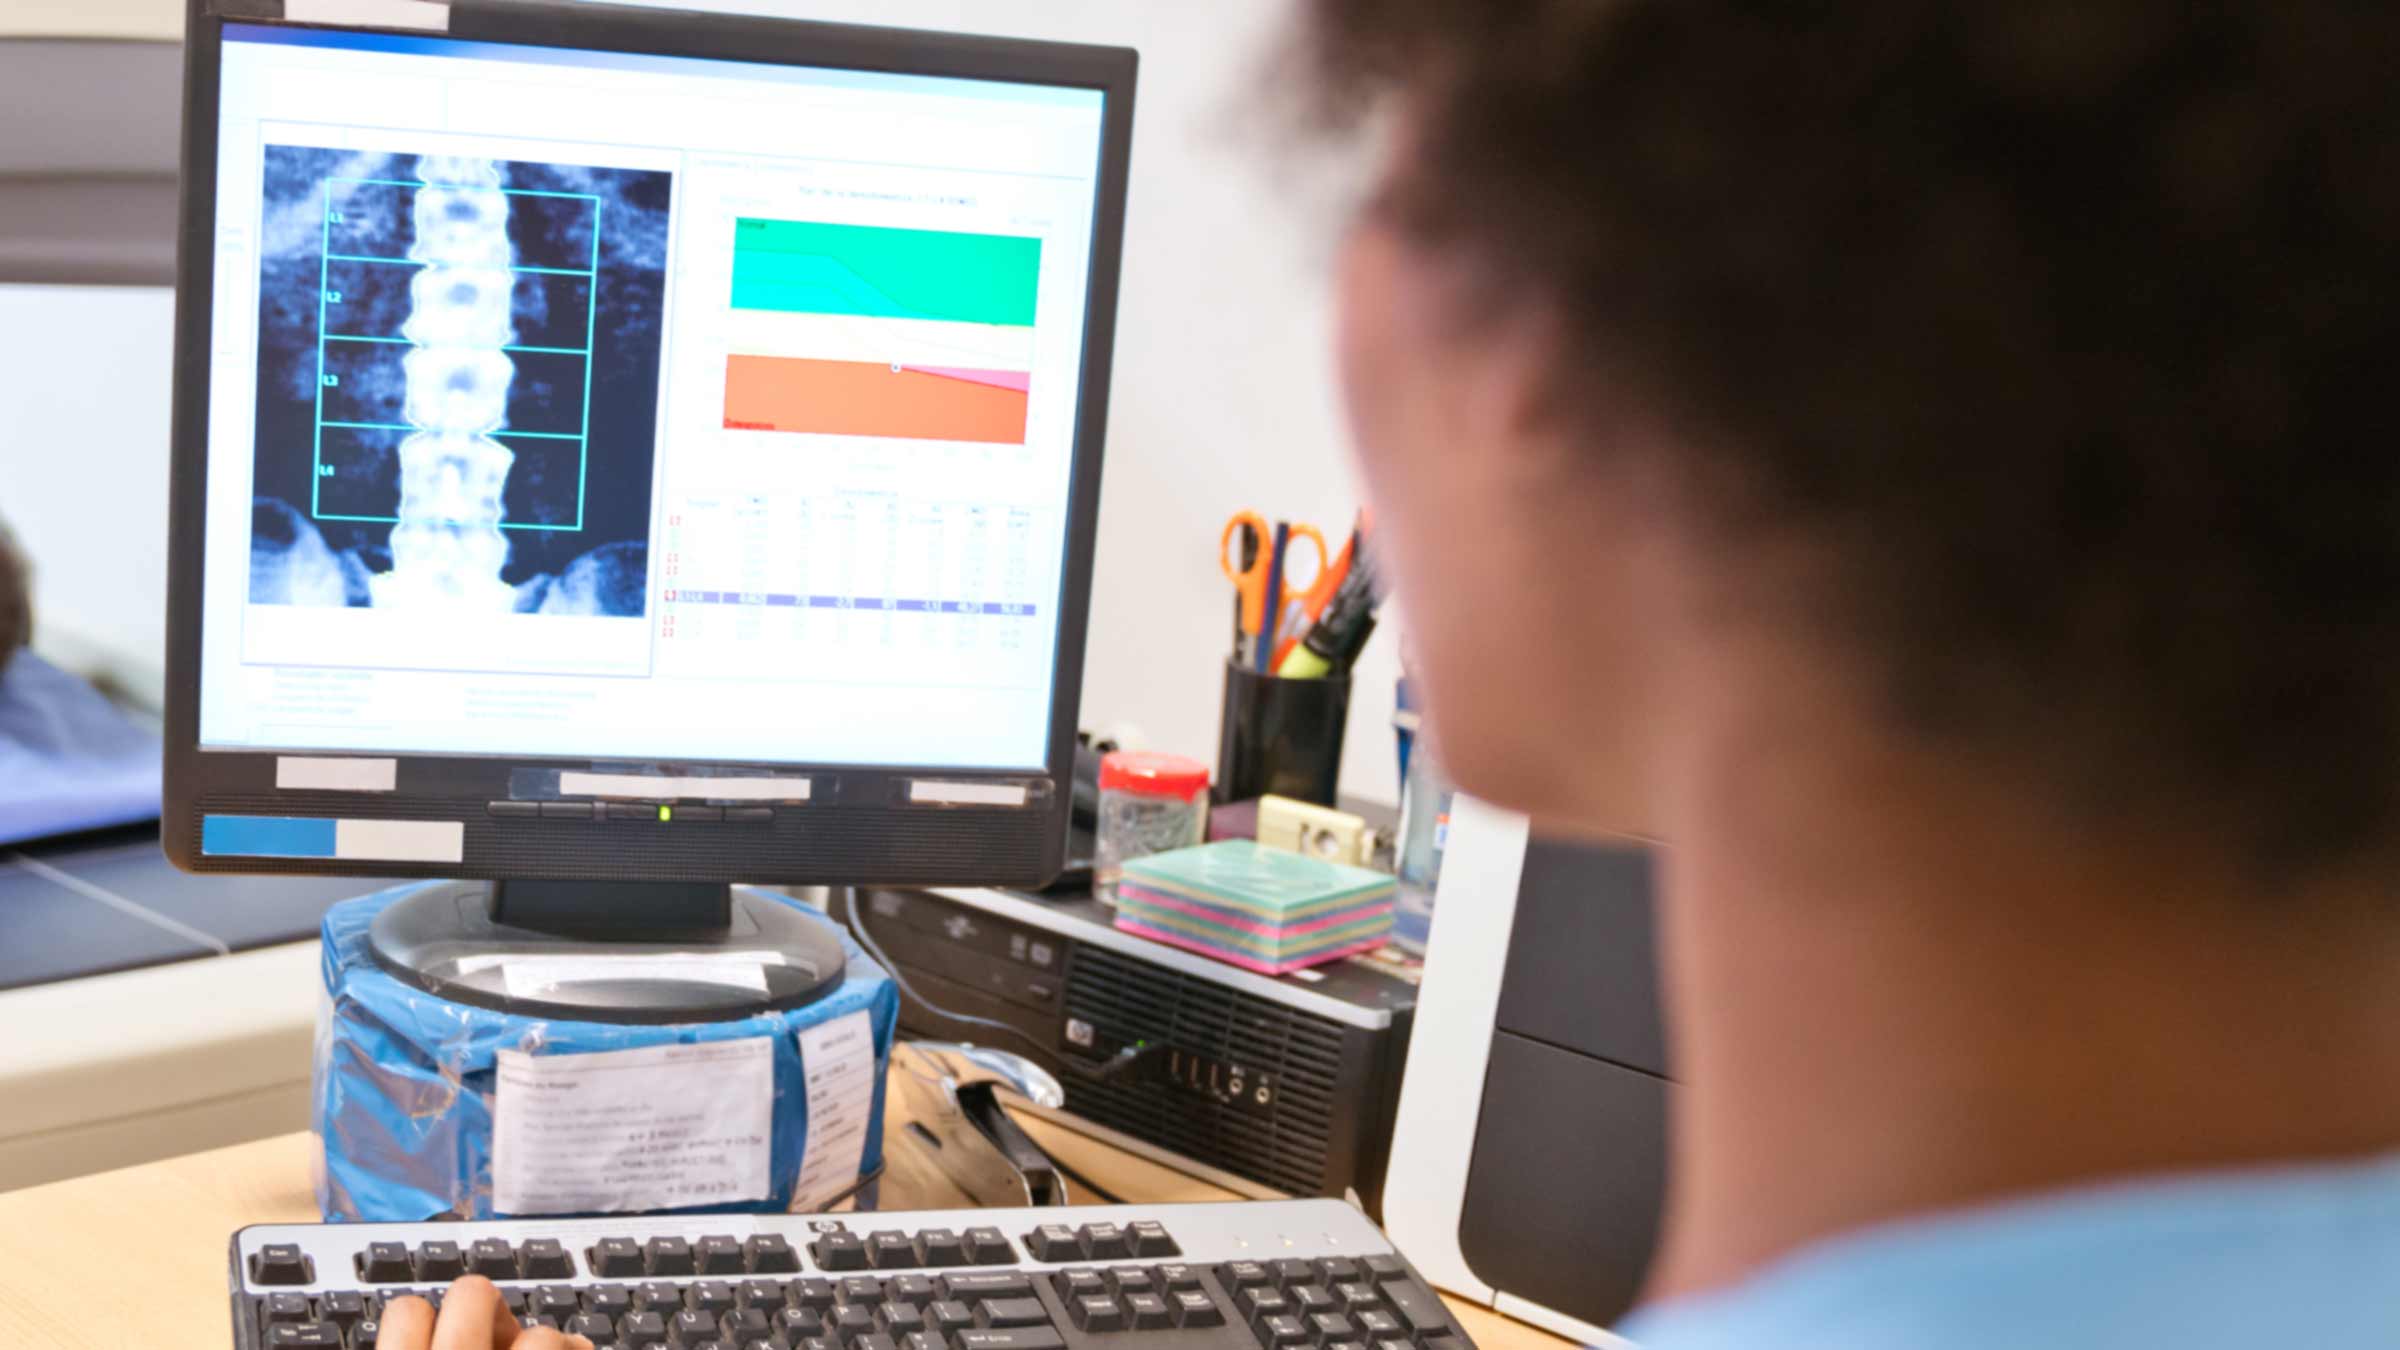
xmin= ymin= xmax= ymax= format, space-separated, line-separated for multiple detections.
xmin=730 ymin=217 xmax=1042 ymax=328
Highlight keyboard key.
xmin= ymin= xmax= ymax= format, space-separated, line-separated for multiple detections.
xmin=1239 ymin=1288 xmax=1292 ymax=1324
xmin=857 ymin=1333 xmax=901 ymax=1350
xmin=351 ymin=1318 xmax=382 ymax=1349
xmin=566 ymin=1313 xmax=615 ymax=1343
xmin=918 ymin=1228 xmax=967 ymax=1267
xmin=906 ymin=1334 xmax=949 ymax=1350
xmin=1128 ymin=1221 xmax=1181 ymax=1258
xmin=671 ymin=1308 xmax=719 ymax=1344
xmin=883 ymin=1304 xmax=930 ymax=1337
xmin=1356 ymin=1309 xmax=1406 ymax=1340
xmin=647 ymin=1236 xmax=698 ymax=1276
xmin=1261 ymin=1313 xmax=1313 ymax=1346
xmin=1156 ymin=1264 xmax=1204 ymax=1292
xmin=593 ymin=1238 xmax=646 ymax=1278
xmin=265 ymin=1325 xmax=341 ymax=1348
xmin=890 ymin=1274 xmax=940 ymax=1307
xmin=870 ymin=1231 xmax=920 ymax=1269
xmin=1317 ymin=1259 xmax=1362 ymax=1285
xmin=637 ymin=1281 xmax=686 ymax=1312
xmin=1125 ymin=1292 xmax=1174 ymax=1330
xmin=1418 ymin=1332 xmax=1463 ymax=1350
xmin=250 ymin=1243 xmax=313 ymax=1287
xmin=739 ymin=1279 xmax=790 ymax=1310
xmin=1312 ymin=1313 xmax=1359 ymax=1343
xmin=1079 ymin=1223 xmax=1133 ymax=1260
xmin=929 ymin=1300 xmax=975 ymax=1333
xmin=1363 ymin=1256 xmax=1408 ymax=1284
xmin=523 ymin=1238 xmax=576 ymax=1279
xmin=1219 ymin=1261 xmax=1271 ymax=1290
xmin=814 ymin=1231 xmax=870 ymax=1271
xmin=776 ymin=1307 xmax=830 ymax=1340
xmin=1024 ymin=1224 xmax=1081 ymax=1262
xmin=691 ymin=1281 xmax=739 ymax=1316
xmin=416 ymin=1241 xmax=466 ymax=1282
xmin=842 ymin=1277 xmax=887 ymax=1305
xmin=358 ymin=1241 xmax=413 ymax=1284
xmin=722 ymin=1307 xmax=775 ymax=1342
xmin=1328 ymin=1342 xmax=1368 ymax=1350
xmin=468 ymin=1238 xmax=519 ymax=1279
xmin=586 ymin=1284 xmax=635 ymax=1319
xmin=319 ymin=1290 xmax=368 ymax=1326
xmin=1373 ymin=1339 xmax=1415 ymax=1350
xmin=1070 ymin=1296 xmax=1126 ymax=1333
xmin=620 ymin=1309 xmax=670 ymax=1347
xmin=964 ymin=1227 xmax=1015 ymax=1265
xmin=531 ymin=1286 xmax=581 ymax=1321
xmin=1053 ymin=1270 xmax=1107 ymax=1302
xmin=263 ymin=1293 xmax=313 ymax=1324
xmin=793 ymin=1279 xmax=841 ymax=1311
xmin=1272 ymin=1260 xmax=1318 ymax=1290
xmin=1335 ymin=1283 xmax=1383 ymax=1312
xmin=1109 ymin=1267 xmax=1157 ymax=1297
xmin=501 ymin=1289 xmax=528 ymax=1316
xmin=1292 ymin=1286 xmax=1337 ymax=1316
xmin=1171 ymin=1290 xmax=1223 ymax=1329
xmin=1381 ymin=1281 xmax=1448 ymax=1333
xmin=835 ymin=1304 xmax=879 ymax=1341
xmin=957 ymin=1331 xmax=1067 ymax=1350
xmin=748 ymin=1233 xmax=802 ymax=1274
xmin=699 ymin=1234 xmax=747 ymax=1275
xmin=942 ymin=1272 xmax=1034 ymax=1301
xmin=977 ymin=1298 xmax=1051 ymax=1328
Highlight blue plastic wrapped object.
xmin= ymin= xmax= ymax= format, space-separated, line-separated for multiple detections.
xmin=314 ymin=882 xmax=898 ymax=1222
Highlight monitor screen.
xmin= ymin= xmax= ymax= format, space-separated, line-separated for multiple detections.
xmin=194 ymin=22 xmax=1109 ymax=773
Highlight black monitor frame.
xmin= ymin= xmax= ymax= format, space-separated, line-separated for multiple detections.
xmin=162 ymin=0 xmax=1137 ymax=893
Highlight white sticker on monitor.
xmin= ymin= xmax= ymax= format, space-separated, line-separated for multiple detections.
xmin=492 ymin=1039 xmax=774 ymax=1216
xmin=558 ymin=772 xmax=813 ymax=802
xmin=792 ymin=1010 xmax=878 ymax=1210
xmin=907 ymin=780 xmax=1031 ymax=806
xmin=333 ymin=818 xmax=462 ymax=863
xmin=276 ymin=757 xmax=399 ymax=792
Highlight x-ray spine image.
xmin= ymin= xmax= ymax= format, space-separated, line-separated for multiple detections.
xmin=246 ymin=145 xmax=671 ymax=618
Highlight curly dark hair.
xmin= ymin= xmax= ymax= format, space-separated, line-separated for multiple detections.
xmin=0 ymin=519 xmax=27 ymax=673
xmin=1289 ymin=1 xmax=2400 ymax=877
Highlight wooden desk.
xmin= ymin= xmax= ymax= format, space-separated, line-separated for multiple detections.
xmin=0 ymin=1071 xmax=1568 ymax=1350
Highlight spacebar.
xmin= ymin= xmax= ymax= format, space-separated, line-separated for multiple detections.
xmin=958 ymin=1330 xmax=1068 ymax=1350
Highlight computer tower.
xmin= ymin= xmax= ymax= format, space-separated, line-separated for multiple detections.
xmin=834 ymin=886 xmax=1418 ymax=1215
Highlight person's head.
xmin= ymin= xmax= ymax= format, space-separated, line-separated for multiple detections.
xmin=1295 ymin=1 xmax=2400 ymax=883
xmin=0 ymin=518 xmax=28 ymax=675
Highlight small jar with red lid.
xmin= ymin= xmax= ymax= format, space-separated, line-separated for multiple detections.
xmin=1094 ymin=750 xmax=1211 ymax=901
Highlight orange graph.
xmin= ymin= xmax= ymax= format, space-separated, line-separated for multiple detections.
xmin=723 ymin=355 xmax=1029 ymax=444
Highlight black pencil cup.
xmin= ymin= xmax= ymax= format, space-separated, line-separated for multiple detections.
xmin=1216 ymin=659 xmax=1351 ymax=807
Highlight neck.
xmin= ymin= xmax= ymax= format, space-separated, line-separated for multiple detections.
xmin=1638 ymin=690 xmax=2400 ymax=1301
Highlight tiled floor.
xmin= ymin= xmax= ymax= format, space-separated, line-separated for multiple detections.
xmin=0 ymin=825 xmax=377 ymax=990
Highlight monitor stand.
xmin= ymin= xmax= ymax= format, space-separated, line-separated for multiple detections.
xmin=368 ymin=880 xmax=850 ymax=1024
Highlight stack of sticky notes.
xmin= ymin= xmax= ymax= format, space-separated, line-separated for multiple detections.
xmin=1115 ymin=840 xmax=1396 ymax=975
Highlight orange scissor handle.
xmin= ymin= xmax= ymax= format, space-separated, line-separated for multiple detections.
xmin=1219 ymin=510 xmax=1271 ymax=636
xmin=1272 ymin=523 xmax=1334 ymax=642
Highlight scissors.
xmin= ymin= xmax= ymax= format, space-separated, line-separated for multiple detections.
xmin=1220 ymin=512 xmax=1272 ymax=669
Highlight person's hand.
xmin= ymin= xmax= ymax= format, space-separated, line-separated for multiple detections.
xmin=374 ymin=1276 xmax=593 ymax=1350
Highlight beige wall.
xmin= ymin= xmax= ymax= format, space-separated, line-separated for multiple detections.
xmin=0 ymin=0 xmax=180 ymax=39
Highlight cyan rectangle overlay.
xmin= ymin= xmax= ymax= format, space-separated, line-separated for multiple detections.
xmin=202 ymin=815 xmax=339 ymax=858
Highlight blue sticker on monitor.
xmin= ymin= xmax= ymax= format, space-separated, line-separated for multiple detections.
xmin=203 ymin=815 xmax=339 ymax=858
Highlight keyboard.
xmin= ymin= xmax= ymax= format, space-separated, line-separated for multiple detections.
xmin=230 ymin=1199 xmax=1481 ymax=1350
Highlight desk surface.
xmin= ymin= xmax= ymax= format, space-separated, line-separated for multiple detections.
xmin=0 ymin=1071 xmax=1569 ymax=1350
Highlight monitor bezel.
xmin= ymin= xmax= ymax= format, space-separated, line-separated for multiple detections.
xmin=162 ymin=0 xmax=1136 ymax=886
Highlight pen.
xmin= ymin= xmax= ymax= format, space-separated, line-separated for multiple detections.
xmin=1260 ymin=522 xmax=1291 ymax=673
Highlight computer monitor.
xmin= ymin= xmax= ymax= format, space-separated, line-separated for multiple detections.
xmin=161 ymin=0 xmax=1135 ymax=1019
